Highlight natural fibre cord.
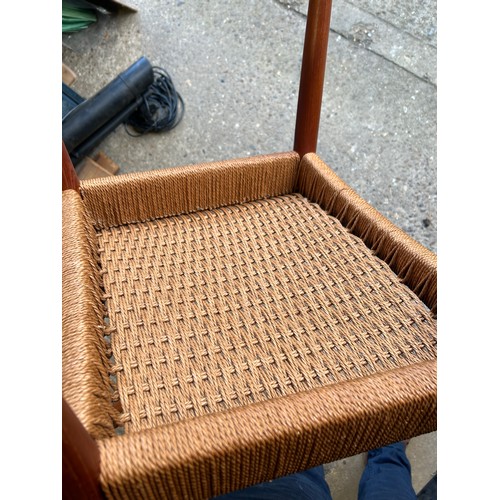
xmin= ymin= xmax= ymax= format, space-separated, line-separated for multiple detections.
xmin=62 ymin=190 xmax=119 ymax=438
xmin=97 ymin=193 xmax=436 ymax=434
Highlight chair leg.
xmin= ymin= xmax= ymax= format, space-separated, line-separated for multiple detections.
xmin=62 ymin=398 xmax=103 ymax=499
xmin=63 ymin=141 xmax=80 ymax=192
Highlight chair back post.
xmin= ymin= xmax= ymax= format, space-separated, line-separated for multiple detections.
xmin=63 ymin=141 xmax=80 ymax=191
xmin=63 ymin=398 xmax=103 ymax=499
xmin=293 ymin=0 xmax=332 ymax=158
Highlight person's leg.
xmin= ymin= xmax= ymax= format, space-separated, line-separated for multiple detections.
xmin=213 ymin=465 xmax=332 ymax=500
xmin=358 ymin=442 xmax=416 ymax=500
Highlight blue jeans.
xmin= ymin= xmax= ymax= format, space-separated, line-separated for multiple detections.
xmin=358 ymin=442 xmax=416 ymax=500
xmin=213 ymin=466 xmax=331 ymax=500
xmin=214 ymin=442 xmax=416 ymax=500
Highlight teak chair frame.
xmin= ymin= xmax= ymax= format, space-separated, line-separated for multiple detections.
xmin=62 ymin=1 xmax=436 ymax=498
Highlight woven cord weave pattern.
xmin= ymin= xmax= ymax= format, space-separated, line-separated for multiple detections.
xmin=296 ymin=153 xmax=437 ymax=314
xmin=62 ymin=190 xmax=120 ymax=438
xmin=97 ymin=193 xmax=436 ymax=433
xmin=80 ymin=152 xmax=299 ymax=230
xmin=98 ymin=359 xmax=436 ymax=500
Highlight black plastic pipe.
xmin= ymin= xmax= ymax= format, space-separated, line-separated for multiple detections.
xmin=69 ymin=97 xmax=143 ymax=164
xmin=62 ymin=56 xmax=154 ymax=154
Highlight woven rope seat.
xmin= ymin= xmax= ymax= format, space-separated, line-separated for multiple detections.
xmin=63 ymin=151 xmax=436 ymax=499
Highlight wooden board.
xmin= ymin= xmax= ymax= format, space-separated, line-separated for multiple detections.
xmin=77 ymin=153 xmax=120 ymax=180
xmin=93 ymin=151 xmax=120 ymax=175
xmin=62 ymin=63 xmax=77 ymax=86
xmin=90 ymin=0 xmax=137 ymax=12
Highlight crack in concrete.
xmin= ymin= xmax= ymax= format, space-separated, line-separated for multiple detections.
xmin=343 ymin=0 xmax=437 ymax=49
xmin=272 ymin=0 xmax=436 ymax=87
xmin=330 ymin=28 xmax=437 ymax=86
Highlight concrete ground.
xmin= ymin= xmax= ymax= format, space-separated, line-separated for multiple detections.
xmin=63 ymin=0 xmax=437 ymax=497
